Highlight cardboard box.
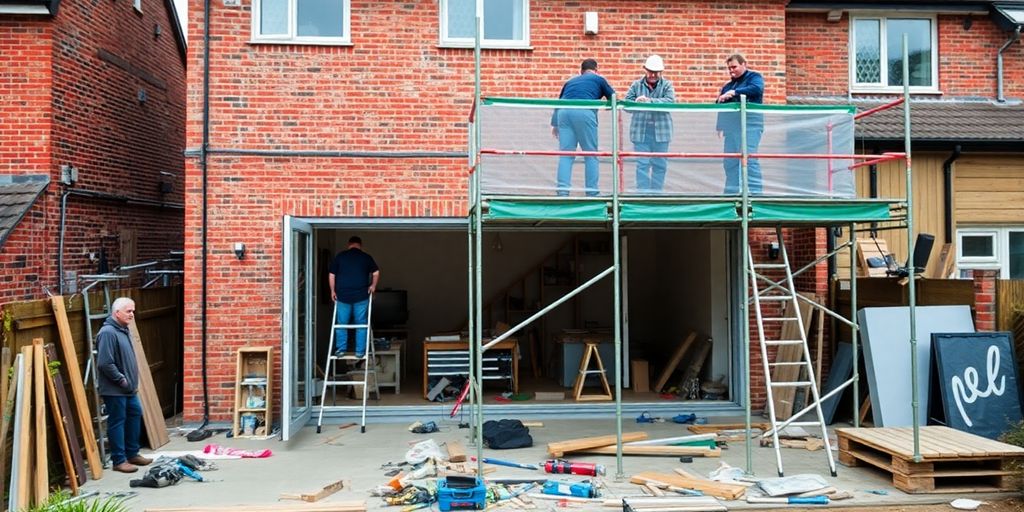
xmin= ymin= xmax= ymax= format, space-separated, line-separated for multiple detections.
xmin=631 ymin=359 xmax=650 ymax=393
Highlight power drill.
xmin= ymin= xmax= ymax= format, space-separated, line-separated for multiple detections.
xmin=543 ymin=459 xmax=605 ymax=477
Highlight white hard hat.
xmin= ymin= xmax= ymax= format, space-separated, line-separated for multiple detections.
xmin=644 ymin=55 xmax=665 ymax=72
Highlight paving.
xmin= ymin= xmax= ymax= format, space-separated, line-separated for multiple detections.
xmin=77 ymin=418 xmax=1021 ymax=511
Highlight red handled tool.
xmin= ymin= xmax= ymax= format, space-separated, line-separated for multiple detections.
xmin=543 ymin=459 xmax=605 ymax=477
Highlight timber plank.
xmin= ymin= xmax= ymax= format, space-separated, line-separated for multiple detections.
xmin=5 ymin=354 xmax=24 ymax=512
xmin=0 ymin=350 xmax=15 ymax=502
xmin=630 ymin=471 xmax=745 ymax=500
xmin=652 ymin=333 xmax=696 ymax=393
xmin=145 ymin=503 xmax=366 ymax=512
xmin=44 ymin=343 xmax=85 ymax=492
xmin=687 ymin=423 xmax=770 ymax=434
xmin=446 ymin=440 xmax=467 ymax=462
xmin=51 ymin=296 xmax=102 ymax=479
xmin=14 ymin=345 xmax=34 ymax=510
xmin=130 ymin=321 xmax=170 ymax=449
xmin=547 ymin=432 xmax=648 ymax=457
xmin=32 ymin=340 xmax=48 ymax=502
xmin=576 ymin=445 xmax=721 ymax=457
xmin=279 ymin=479 xmax=347 ymax=503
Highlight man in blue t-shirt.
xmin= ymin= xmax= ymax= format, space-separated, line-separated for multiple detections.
xmin=551 ymin=58 xmax=615 ymax=196
xmin=328 ymin=236 xmax=380 ymax=358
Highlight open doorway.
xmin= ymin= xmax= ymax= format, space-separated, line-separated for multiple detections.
xmin=293 ymin=220 xmax=737 ymax=413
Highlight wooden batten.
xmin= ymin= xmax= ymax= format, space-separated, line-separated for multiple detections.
xmin=14 ymin=344 xmax=34 ymax=510
xmin=44 ymin=343 xmax=80 ymax=494
xmin=547 ymin=432 xmax=648 ymax=457
xmin=130 ymin=321 xmax=170 ymax=449
xmin=32 ymin=340 xmax=48 ymax=504
xmin=51 ymin=296 xmax=103 ymax=479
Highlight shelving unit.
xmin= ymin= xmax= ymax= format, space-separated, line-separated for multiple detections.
xmin=233 ymin=346 xmax=273 ymax=438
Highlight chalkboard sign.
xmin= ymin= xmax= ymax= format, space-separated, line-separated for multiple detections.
xmin=931 ymin=332 xmax=1023 ymax=440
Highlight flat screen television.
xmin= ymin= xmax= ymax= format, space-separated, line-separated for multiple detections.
xmin=373 ymin=289 xmax=408 ymax=327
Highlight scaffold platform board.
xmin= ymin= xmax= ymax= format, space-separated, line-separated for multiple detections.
xmin=837 ymin=426 xmax=1024 ymax=493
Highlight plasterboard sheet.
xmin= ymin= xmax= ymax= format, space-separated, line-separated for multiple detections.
xmin=857 ymin=305 xmax=974 ymax=427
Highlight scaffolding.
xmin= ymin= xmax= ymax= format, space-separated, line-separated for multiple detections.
xmin=465 ymin=25 xmax=924 ymax=479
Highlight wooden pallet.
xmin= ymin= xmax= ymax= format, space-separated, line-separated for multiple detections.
xmin=837 ymin=426 xmax=1024 ymax=493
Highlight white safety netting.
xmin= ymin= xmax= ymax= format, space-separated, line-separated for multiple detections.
xmin=476 ymin=100 xmax=857 ymax=198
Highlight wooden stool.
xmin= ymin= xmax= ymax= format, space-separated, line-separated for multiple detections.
xmin=573 ymin=342 xmax=612 ymax=401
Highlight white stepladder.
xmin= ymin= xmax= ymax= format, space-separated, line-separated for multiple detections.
xmin=317 ymin=296 xmax=378 ymax=434
xmin=747 ymin=227 xmax=836 ymax=477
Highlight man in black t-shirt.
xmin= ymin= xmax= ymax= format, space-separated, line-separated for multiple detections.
xmin=328 ymin=236 xmax=380 ymax=358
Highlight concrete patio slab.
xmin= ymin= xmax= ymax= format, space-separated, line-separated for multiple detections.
xmin=76 ymin=418 xmax=1022 ymax=511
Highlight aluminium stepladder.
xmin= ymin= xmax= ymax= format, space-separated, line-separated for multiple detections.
xmin=316 ymin=296 xmax=378 ymax=434
xmin=747 ymin=227 xmax=836 ymax=477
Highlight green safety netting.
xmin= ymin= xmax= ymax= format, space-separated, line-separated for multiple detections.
xmin=485 ymin=201 xmax=609 ymax=221
xmin=751 ymin=203 xmax=891 ymax=222
xmin=620 ymin=202 xmax=739 ymax=222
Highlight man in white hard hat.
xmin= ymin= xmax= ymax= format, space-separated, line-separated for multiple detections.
xmin=625 ymin=54 xmax=676 ymax=193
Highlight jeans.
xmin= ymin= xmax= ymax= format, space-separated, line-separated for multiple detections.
xmin=634 ymin=139 xmax=670 ymax=193
xmin=334 ymin=299 xmax=369 ymax=355
xmin=556 ymin=110 xmax=600 ymax=196
xmin=103 ymin=394 xmax=142 ymax=465
xmin=723 ymin=128 xmax=763 ymax=195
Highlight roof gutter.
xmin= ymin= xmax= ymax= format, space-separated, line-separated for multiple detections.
xmin=997 ymin=25 xmax=1021 ymax=103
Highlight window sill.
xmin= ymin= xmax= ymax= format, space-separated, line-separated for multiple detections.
xmin=437 ymin=42 xmax=533 ymax=51
xmin=851 ymin=87 xmax=942 ymax=95
xmin=250 ymin=38 xmax=353 ymax=47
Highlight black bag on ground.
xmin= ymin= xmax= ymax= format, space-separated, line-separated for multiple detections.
xmin=482 ymin=419 xmax=532 ymax=449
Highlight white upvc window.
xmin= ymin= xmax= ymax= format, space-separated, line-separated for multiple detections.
xmin=440 ymin=0 xmax=530 ymax=49
xmin=252 ymin=0 xmax=351 ymax=45
xmin=849 ymin=14 xmax=938 ymax=93
xmin=956 ymin=227 xmax=1024 ymax=278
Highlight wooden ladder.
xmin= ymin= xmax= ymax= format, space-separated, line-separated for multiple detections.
xmin=572 ymin=342 xmax=612 ymax=401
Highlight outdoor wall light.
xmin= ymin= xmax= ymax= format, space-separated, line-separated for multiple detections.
xmin=233 ymin=242 xmax=246 ymax=260
xmin=768 ymin=242 xmax=780 ymax=260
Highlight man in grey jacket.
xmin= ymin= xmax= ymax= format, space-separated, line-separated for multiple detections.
xmin=98 ymin=297 xmax=152 ymax=473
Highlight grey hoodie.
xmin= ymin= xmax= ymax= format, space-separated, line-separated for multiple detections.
xmin=96 ymin=316 xmax=139 ymax=396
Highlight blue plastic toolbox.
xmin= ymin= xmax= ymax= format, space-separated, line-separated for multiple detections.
xmin=437 ymin=477 xmax=487 ymax=511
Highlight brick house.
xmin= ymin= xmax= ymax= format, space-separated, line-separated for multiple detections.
xmin=0 ymin=0 xmax=187 ymax=303
xmin=184 ymin=0 xmax=1022 ymax=435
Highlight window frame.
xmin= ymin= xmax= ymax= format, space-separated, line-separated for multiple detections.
xmin=848 ymin=13 xmax=939 ymax=94
xmin=251 ymin=0 xmax=352 ymax=46
xmin=439 ymin=0 xmax=531 ymax=49
xmin=955 ymin=227 xmax=1024 ymax=278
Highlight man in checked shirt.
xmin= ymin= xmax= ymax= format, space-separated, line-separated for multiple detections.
xmin=625 ymin=54 xmax=676 ymax=193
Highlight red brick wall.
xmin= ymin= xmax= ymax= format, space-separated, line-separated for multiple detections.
xmin=973 ymin=269 xmax=997 ymax=331
xmin=0 ymin=19 xmax=53 ymax=300
xmin=182 ymin=0 xmax=786 ymax=421
xmin=786 ymin=12 xmax=1024 ymax=99
xmin=0 ymin=0 xmax=186 ymax=303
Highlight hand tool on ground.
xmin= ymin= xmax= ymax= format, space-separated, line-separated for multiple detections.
xmin=746 ymin=495 xmax=829 ymax=505
xmin=471 ymin=456 xmax=539 ymax=470
xmin=543 ymin=459 xmax=605 ymax=476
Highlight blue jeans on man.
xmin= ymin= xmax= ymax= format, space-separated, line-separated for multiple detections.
xmin=334 ymin=299 xmax=369 ymax=357
xmin=723 ymin=128 xmax=763 ymax=195
xmin=556 ymin=109 xmax=600 ymax=196
xmin=103 ymin=394 xmax=142 ymax=466
xmin=634 ymin=127 xmax=670 ymax=193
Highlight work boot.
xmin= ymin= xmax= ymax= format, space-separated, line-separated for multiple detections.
xmin=113 ymin=462 xmax=139 ymax=473
xmin=128 ymin=455 xmax=153 ymax=466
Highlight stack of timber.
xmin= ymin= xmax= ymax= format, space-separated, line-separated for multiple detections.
xmin=548 ymin=432 xmax=721 ymax=458
xmin=3 ymin=339 xmax=84 ymax=510
xmin=838 ymin=426 xmax=1024 ymax=493
xmin=630 ymin=469 xmax=747 ymax=500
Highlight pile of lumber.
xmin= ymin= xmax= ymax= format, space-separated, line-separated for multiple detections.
xmin=547 ymin=432 xmax=721 ymax=458
xmin=631 ymin=468 xmax=747 ymax=500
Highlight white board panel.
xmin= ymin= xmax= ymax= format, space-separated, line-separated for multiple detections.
xmin=858 ymin=305 xmax=975 ymax=427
